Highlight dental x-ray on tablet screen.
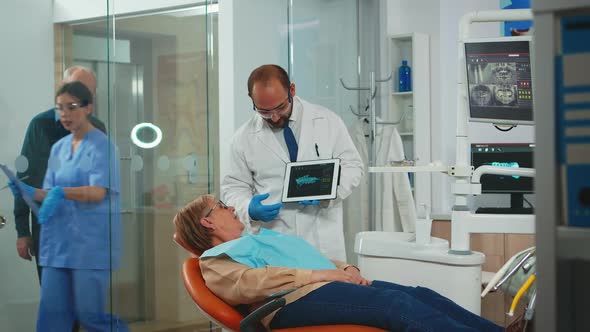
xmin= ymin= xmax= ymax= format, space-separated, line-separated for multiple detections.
xmin=282 ymin=159 xmax=340 ymax=203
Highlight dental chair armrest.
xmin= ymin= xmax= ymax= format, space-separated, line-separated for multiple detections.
xmin=240 ymin=297 xmax=287 ymax=332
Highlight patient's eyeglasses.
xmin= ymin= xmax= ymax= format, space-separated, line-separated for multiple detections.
xmin=55 ymin=102 xmax=88 ymax=114
xmin=204 ymin=200 xmax=228 ymax=218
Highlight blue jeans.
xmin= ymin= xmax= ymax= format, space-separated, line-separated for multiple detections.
xmin=270 ymin=281 xmax=503 ymax=332
xmin=37 ymin=267 xmax=129 ymax=332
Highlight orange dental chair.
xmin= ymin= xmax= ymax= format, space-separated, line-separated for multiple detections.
xmin=175 ymin=233 xmax=386 ymax=332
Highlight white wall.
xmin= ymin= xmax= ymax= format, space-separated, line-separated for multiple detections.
xmin=218 ymin=0 xmax=289 ymax=178
xmin=230 ymin=0 xmax=289 ymax=129
xmin=0 ymin=1 xmax=54 ymax=330
xmin=387 ymin=0 xmax=535 ymax=215
xmin=386 ymin=0 xmax=442 ymax=214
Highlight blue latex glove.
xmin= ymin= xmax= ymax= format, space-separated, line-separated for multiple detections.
xmin=299 ymin=200 xmax=320 ymax=206
xmin=248 ymin=193 xmax=283 ymax=222
xmin=8 ymin=180 xmax=36 ymax=199
xmin=38 ymin=186 xmax=65 ymax=224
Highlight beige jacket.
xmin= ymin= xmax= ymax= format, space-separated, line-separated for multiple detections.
xmin=199 ymin=256 xmax=355 ymax=329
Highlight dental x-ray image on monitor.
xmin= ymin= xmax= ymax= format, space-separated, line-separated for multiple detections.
xmin=465 ymin=37 xmax=533 ymax=124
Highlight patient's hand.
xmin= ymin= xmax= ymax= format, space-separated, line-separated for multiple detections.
xmin=344 ymin=266 xmax=371 ymax=286
xmin=311 ymin=269 xmax=371 ymax=286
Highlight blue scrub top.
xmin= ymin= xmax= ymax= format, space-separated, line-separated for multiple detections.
xmin=39 ymin=128 xmax=122 ymax=270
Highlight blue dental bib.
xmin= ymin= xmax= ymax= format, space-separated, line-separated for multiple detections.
xmin=201 ymin=229 xmax=336 ymax=270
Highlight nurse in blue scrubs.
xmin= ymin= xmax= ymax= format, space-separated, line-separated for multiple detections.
xmin=14 ymin=81 xmax=128 ymax=331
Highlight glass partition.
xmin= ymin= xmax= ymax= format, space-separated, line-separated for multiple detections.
xmin=289 ymin=0 xmax=381 ymax=263
xmin=230 ymin=0 xmax=371 ymax=266
xmin=98 ymin=3 xmax=219 ymax=329
xmin=0 ymin=1 xmax=218 ymax=331
xmin=1 ymin=0 xmax=377 ymax=330
xmin=289 ymin=0 xmax=360 ymax=124
xmin=229 ymin=0 xmax=381 ymax=266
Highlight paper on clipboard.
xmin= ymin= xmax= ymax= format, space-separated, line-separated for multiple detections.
xmin=0 ymin=164 xmax=39 ymax=217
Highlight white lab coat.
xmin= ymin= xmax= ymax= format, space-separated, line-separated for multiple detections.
xmin=375 ymin=122 xmax=416 ymax=232
xmin=349 ymin=118 xmax=416 ymax=232
xmin=222 ymin=96 xmax=364 ymax=261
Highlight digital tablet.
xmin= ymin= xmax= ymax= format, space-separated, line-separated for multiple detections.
xmin=0 ymin=163 xmax=39 ymax=217
xmin=281 ymin=159 xmax=340 ymax=203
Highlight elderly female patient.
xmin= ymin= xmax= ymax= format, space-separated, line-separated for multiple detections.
xmin=173 ymin=195 xmax=503 ymax=332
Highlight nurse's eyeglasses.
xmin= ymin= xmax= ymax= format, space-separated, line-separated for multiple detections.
xmin=204 ymin=200 xmax=228 ymax=218
xmin=253 ymin=90 xmax=292 ymax=119
xmin=55 ymin=102 xmax=89 ymax=114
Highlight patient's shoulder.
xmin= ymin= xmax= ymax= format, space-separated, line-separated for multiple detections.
xmin=200 ymin=254 xmax=244 ymax=274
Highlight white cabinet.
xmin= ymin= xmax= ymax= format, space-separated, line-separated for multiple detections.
xmin=385 ymin=33 xmax=431 ymax=212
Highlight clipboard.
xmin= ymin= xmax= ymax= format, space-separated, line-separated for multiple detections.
xmin=0 ymin=164 xmax=40 ymax=217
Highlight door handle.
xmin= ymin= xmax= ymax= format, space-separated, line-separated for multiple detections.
xmin=0 ymin=215 xmax=6 ymax=229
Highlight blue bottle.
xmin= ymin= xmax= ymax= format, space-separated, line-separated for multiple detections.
xmin=398 ymin=60 xmax=412 ymax=92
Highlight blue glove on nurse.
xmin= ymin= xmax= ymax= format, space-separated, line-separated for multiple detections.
xmin=248 ymin=193 xmax=283 ymax=222
xmin=38 ymin=186 xmax=65 ymax=224
xmin=8 ymin=180 xmax=36 ymax=199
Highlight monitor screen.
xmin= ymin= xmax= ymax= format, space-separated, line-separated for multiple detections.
xmin=471 ymin=143 xmax=534 ymax=193
xmin=465 ymin=37 xmax=533 ymax=124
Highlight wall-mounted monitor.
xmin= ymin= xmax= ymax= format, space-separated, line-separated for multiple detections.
xmin=465 ymin=36 xmax=533 ymax=125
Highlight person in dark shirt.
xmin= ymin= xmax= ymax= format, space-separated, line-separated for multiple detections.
xmin=14 ymin=66 xmax=106 ymax=282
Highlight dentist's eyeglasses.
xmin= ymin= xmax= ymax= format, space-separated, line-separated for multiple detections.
xmin=204 ymin=200 xmax=228 ymax=218
xmin=253 ymin=90 xmax=292 ymax=119
xmin=55 ymin=102 xmax=88 ymax=114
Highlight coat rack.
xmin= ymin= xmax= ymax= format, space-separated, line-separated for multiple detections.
xmin=340 ymin=70 xmax=395 ymax=231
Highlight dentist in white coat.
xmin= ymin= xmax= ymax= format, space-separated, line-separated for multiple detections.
xmin=222 ymin=64 xmax=363 ymax=261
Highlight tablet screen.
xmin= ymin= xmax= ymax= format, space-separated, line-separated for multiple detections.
xmin=281 ymin=159 xmax=340 ymax=202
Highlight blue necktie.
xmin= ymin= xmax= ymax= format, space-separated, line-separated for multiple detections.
xmin=283 ymin=121 xmax=298 ymax=162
